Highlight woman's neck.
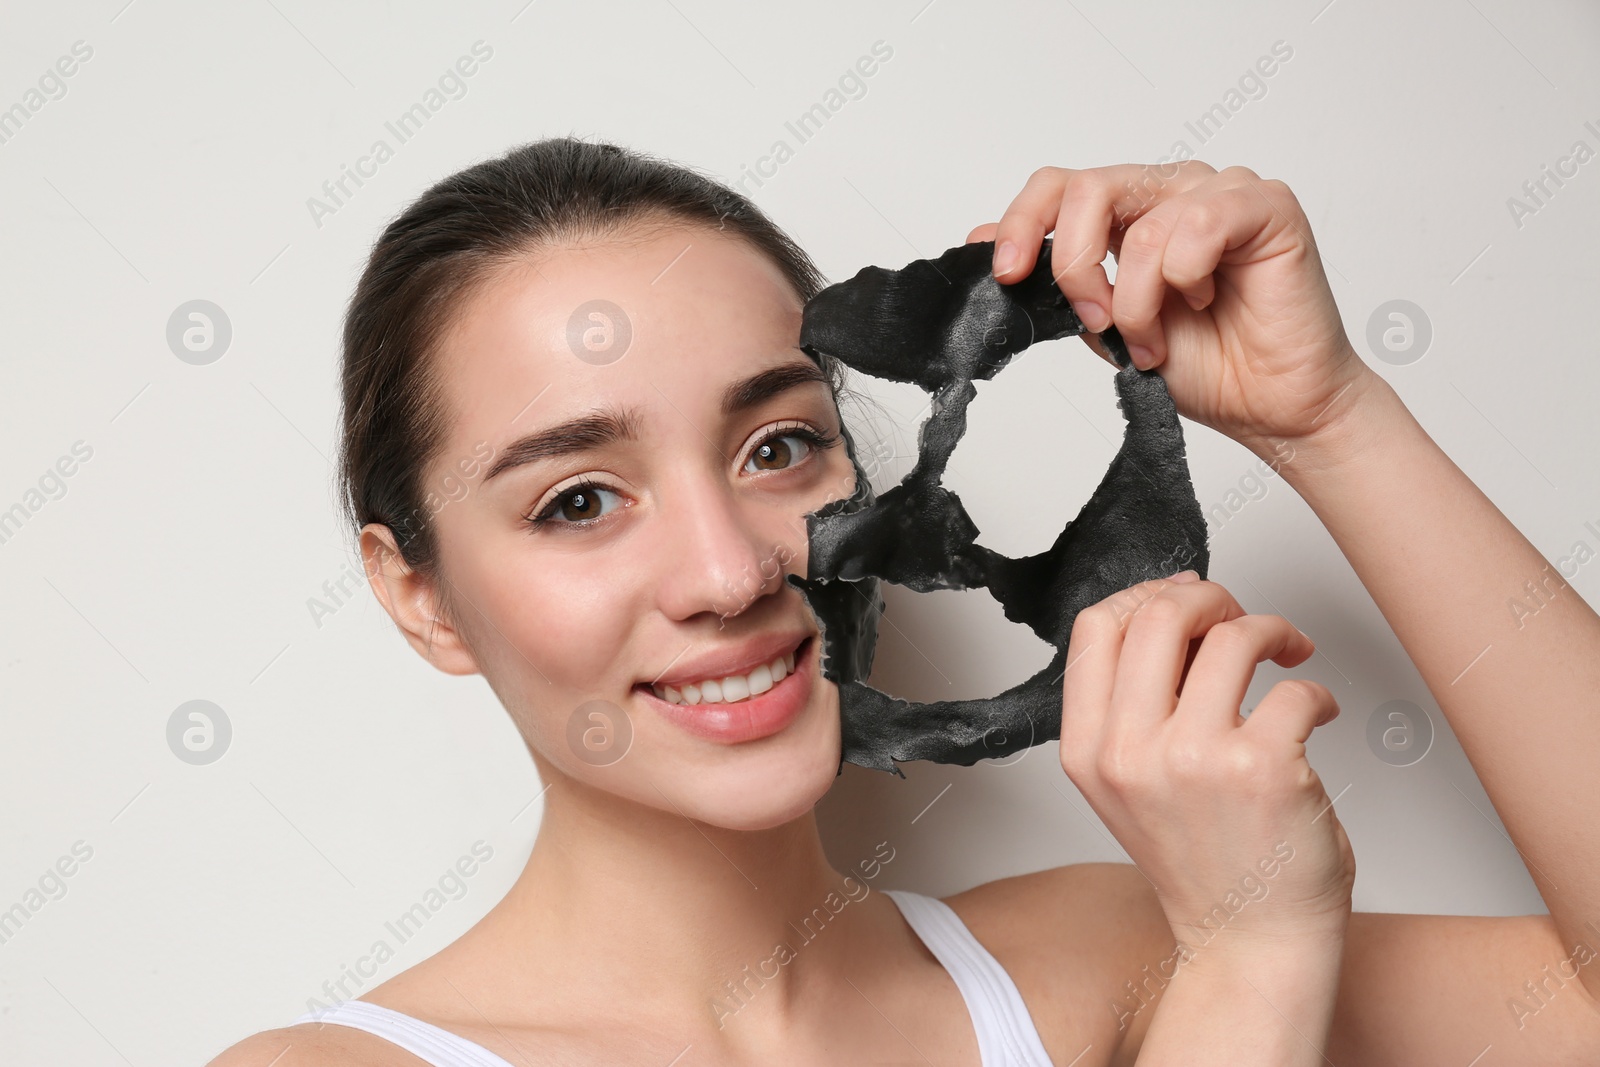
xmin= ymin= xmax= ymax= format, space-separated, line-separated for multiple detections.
xmin=427 ymin=763 xmax=897 ymax=1041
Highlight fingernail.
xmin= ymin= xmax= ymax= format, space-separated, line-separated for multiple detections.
xmin=993 ymin=240 xmax=1018 ymax=276
xmin=1127 ymin=343 xmax=1155 ymax=369
xmin=1076 ymin=301 xmax=1109 ymax=332
xmin=1167 ymin=569 xmax=1200 ymax=583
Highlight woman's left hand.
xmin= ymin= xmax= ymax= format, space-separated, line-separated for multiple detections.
xmin=966 ymin=162 xmax=1378 ymax=461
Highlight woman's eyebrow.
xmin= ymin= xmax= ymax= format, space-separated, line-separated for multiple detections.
xmin=482 ymin=356 xmax=829 ymax=483
xmin=718 ymin=356 xmax=828 ymax=418
xmin=483 ymin=407 xmax=641 ymax=483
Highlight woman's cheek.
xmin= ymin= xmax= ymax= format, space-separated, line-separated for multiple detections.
xmin=530 ymin=560 xmax=645 ymax=684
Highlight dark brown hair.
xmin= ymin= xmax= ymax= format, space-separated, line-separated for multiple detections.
xmin=336 ymin=136 xmax=858 ymax=610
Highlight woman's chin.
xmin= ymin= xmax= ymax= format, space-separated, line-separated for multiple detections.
xmin=720 ymin=751 xmax=844 ymax=829
xmin=700 ymin=786 xmax=832 ymax=832
xmin=678 ymin=728 xmax=844 ymax=831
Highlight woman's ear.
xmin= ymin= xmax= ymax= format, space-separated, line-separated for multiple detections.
xmin=358 ymin=523 xmax=481 ymax=676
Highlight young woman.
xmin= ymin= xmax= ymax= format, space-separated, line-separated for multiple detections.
xmin=211 ymin=139 xmax=1600 ymax=1065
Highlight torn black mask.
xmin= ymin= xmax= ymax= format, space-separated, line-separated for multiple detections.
xmin=789 ymin=239 xmax=1210 ymax=778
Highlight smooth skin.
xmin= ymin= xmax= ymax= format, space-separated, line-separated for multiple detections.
xmin=210 ymin=163 xmax=1600 ymax=1066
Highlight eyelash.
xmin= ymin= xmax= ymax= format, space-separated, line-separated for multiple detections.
xmin=523 ymin=421 xmax=842 ymax=532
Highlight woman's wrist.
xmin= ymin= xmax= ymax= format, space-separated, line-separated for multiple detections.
xmin=1136 ymin=929 xmax=1348 ymax=1066
xmin=1239 ymin=357 xmax=1411 ymax=486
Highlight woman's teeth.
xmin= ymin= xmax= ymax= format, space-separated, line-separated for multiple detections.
xmin=651 ymin=647 xmax=797 ymax=706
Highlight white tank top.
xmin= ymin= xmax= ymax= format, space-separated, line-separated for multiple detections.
xmin=291 ymin=888 xmax=1053 ymax=1066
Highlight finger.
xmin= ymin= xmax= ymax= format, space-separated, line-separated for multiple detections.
xmin=991 ymin=162 xmax=1221 ymax=287
xmin=1158 ymin=177 xmax=1292 ymax=300
xmin=1171 ymin=615 xmax=1316 ymax=734
xmin=1047 ymin=164 xmax=1213 ymax=333
xmin=966 ymin=222 xmax=999 ymax=244
xmin=1112 ymin=175 xmax=1292 ymax=365
xmin=1105 ymin=581 xmax=1247 ymax=734
xmin=990 ymin=167 xmax=1071 ymax=281
xmin=1106 ymin=197 xmax=1187 ymax=363
xmin=1240 ymin=678 xmax=1340 ymax=748
xmin=1047 ymin=185 xmax=1116 ymax=333
xmin=1062 ymin=574 xmax=1196 ymax=758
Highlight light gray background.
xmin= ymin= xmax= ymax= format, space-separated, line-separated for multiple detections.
xmin=4 ymin=1 xmax=1598 ymax=1063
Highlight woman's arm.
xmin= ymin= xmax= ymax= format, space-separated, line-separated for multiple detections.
xmin=973 ymin=161 xmax=1600 ymax=1060
xmin=1056 ymin=563 xmax=1358 ymax=1066
xmin=975 ymin=165 xmax=1600 ymax=990
xmin=1265 ymin=366 xmax=1600 ymax=998
xmin=1133 ymin=934 xmax=1347 ymax=1066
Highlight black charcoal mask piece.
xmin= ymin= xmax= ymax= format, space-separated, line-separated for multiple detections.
xmin=788 ymin=239 xmax=1210 ymax=778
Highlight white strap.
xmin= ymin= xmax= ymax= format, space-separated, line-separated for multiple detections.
xmin=293 ymin=895 xmax=1054 ymax=1067
xmin=884 ymin=888 xmax=1055 ymax=1066
xmin=292 ymin=999 xmax=518 ymax=1067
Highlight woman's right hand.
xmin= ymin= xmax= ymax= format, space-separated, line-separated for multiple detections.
xmin=1060 ymin=571 xmax=1355 ymax=952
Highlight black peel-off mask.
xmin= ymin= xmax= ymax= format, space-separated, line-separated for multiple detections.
xmin=789 ymin=239 xmax=1210 ymax=778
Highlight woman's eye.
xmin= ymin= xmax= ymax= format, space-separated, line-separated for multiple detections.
xmin=744 ymin=431 xmax=815 ymax=474
xmin=532 ymin=483 xmax=623 ymax=527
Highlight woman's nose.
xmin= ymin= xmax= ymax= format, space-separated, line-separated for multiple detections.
xmin=652 ymin=478 xmax=795 ymax=625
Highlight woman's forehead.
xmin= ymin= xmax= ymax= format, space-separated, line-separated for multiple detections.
xmin=432 ymin=227 xmax=810 ymax=461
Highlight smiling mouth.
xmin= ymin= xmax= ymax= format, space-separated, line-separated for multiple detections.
xmin=639 ymin=635 xmax=811 ymax=707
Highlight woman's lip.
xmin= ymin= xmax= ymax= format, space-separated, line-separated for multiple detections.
xmin=645 ymin=632 xmax=809 ymax=691
xmin=636 ymin=635 xmax=815 ymax=744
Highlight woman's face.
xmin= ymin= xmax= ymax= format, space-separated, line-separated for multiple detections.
xmin=411 ymin=221 xmax=860 ymax=830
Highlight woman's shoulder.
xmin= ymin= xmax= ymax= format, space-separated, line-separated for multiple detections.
xmin=205 ymin=1021 xmax=435 ymax=1067
xmin=942 ymin=860 xmax=1168 ymax=947
xmin=938 ymin=862 xmax=1175 ymax=1067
